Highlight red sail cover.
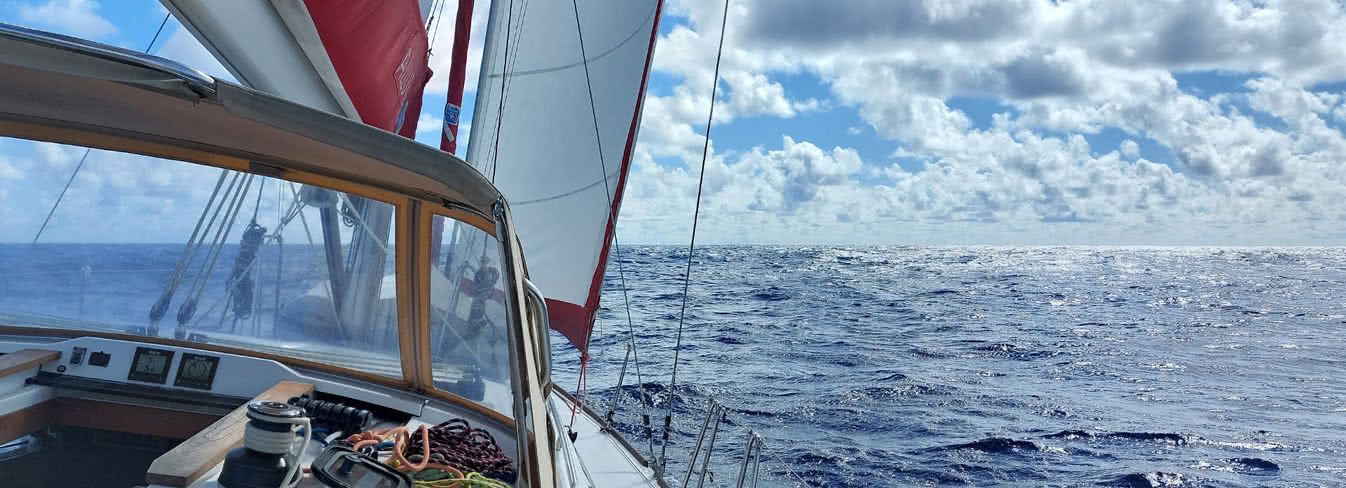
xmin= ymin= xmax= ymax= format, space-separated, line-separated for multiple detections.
xmin=303 ymin=0 xmax=431 ymax=137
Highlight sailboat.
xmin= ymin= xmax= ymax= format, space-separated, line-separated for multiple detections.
xmin=0 ymin=0 xmax=762 ymax=487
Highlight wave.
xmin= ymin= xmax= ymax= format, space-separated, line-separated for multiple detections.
xmin=1224 ymin=457 xmax=1279 ymax=474
xmin=934 ymin=437 xmax=1040 ymax=454
xmin=750 ymin=286 xmax=791 ymax=301
xmin=1042 ymin=430 xmax=1190 ymax=445
xmin=1105 ymin=472 xmax=1196 ymax=487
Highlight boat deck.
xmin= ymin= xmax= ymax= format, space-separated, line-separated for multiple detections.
xmin=548 ymin=390 xmax=664 ymax=488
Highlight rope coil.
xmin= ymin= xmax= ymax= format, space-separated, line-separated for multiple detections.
xmin=229 ymin=221 xmax=267 ymax=320
xmin=344 ymin=418 xmax=515 ymax=485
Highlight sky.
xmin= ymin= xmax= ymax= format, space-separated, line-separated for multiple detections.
xmin=4 ymin=0 xmax=1346 ymax=245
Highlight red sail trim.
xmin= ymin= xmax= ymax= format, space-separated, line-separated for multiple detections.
xmin=555 ymin=0 xmax=665 ymax=354
xmin=546 ymin=299 xmax=590 ymax=354
xmin=304 ymin=0 xmax=431 ymax=135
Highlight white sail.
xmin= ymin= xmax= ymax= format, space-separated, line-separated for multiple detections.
xmin=466 ymin=0 xmax=663 ymax=352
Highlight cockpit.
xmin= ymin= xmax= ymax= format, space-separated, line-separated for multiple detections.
xmin=0 ymin=22 xmax=555 ymax=487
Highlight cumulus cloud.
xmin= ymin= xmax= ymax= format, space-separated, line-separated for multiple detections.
xmin=17 ymin=0 xmax=117 ymax=40
xmin=1120 ymin=140 xmax=1139 ymax=158
xmin=612 ymin=0 xmax=1346 ymax=244
xmin=424 ymin=0 xmax=490 ymax=95
xmin=0 ymin=157 xmax=23 ymax=180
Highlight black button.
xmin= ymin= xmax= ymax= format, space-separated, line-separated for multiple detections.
xmin=88 ymin=351 xmax=111 ymax=367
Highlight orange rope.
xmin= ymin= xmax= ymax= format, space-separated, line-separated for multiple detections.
xmin=345 ymin=426 xmax=466 ymax=478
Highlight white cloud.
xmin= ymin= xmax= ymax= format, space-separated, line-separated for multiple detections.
xmin=613 ymin=0 xmax=1346 ymax=244
xmin=1120 ymin=140 xmax=1139 ymax=158
xmin=0 ymin=157 xmax=23 ymax=179
xmin=846 ymin=126 xmax=863 ymax=136
xmin=424 ymin=0 xmax=490 ymax=95
xmin=416 ymin=113 xmax=443 ymax=139
xmin=17 ymin=0 xmax=117 ymax=40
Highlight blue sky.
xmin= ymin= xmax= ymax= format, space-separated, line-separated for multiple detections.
xmin=4 ymin=0 xmax=1346 ymax=245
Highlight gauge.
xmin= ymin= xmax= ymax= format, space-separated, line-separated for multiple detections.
xmin=173 ymin=353 xmax=220 ymax=390
xmin=127 ymin=347 xmax=174 ymax=384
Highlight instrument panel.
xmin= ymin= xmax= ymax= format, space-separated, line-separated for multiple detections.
xmin=122 ymin=347 xmax=221 ymax=390
xmin=0 ymin=336 xmax=429 ymax=416
xmin=16 ymin=337 xmax=265 ymax=397
xmin=174 ymin=352 xmax=220 ymax=390
xmin=127 ymin=346 xmax=175 ymax=384
xmin=105 ymin=345 xmax=224 ymax=390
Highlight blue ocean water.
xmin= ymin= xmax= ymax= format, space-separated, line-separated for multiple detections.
xmin=3 ymin=244 xmax=1344 ymax=486
xmin=555 ymin=246 xmax=1346 ymax=487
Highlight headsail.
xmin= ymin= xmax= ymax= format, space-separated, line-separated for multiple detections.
xmin=466 ymin=0 xmax=663 ymax=353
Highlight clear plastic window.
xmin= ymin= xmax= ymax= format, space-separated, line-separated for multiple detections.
xmin=428 ymin=215 xmax=514 ymax=415
xmin=0 ymin=137 xmax=401 ymax=376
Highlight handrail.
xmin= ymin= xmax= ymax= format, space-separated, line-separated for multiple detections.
xmin=683 ymin=399 xmax=726 ymax=488
xmin=523 ymin=279 xmax=552 ymax=385
xmin=735 ymin=432 xmax=764 ymax=488
xmin=492 ymin=201 xmax=538 ymax=486
xmin=0 ymin=22 xmax=215 ymax=95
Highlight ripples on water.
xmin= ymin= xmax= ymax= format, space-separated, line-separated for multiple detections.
xmin=552 ymin=246 xmax=1346 ymax=487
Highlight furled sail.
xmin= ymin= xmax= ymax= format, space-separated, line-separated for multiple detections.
xmin=466 ymin=0 xmax=663 ymax=353
xmin=162 ymin=0 xmax=433 ymax=134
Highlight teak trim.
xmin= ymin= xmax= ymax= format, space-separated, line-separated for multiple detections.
xmin=0 ymin=349 xmax=60 ymax=378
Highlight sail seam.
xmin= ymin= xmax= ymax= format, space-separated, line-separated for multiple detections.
xmin=512 ymin=171 xmax=620 ymax=206
xmin=486 ymin=2 xmax=658 ymax=79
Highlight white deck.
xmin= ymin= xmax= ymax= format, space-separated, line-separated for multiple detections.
xmin=549 ymin=390 xmax=664 ymax=488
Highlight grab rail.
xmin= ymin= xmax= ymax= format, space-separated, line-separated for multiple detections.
xmin=523 ymin=279 xmax=551 ymax=384
xmin=683 ymin=399 xmax=727 ymax=488
xmin=735 ymin=431 xmax=764 ymax=488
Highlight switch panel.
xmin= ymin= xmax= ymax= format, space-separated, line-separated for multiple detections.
xmin=69 ymin=347 xmax=86 ymax=365
xmin=88 ymin=351 xmax=111 ymax=367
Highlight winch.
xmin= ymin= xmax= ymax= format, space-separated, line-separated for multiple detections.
xmin=219 ymin=400 xmax=311 ymax=488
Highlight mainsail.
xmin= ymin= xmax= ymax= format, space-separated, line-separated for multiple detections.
xmin=466 ymin=0 xmax=663 ymax=353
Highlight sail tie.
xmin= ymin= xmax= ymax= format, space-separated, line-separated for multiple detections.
xmin=661 ymin=0 xmax=731 ymax=469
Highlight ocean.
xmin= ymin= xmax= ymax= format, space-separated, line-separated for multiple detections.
xmin=556 ymin=246 xmax=1346 ymax=487
xmin=3 ymin=244 xmax=1344 ymax=486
